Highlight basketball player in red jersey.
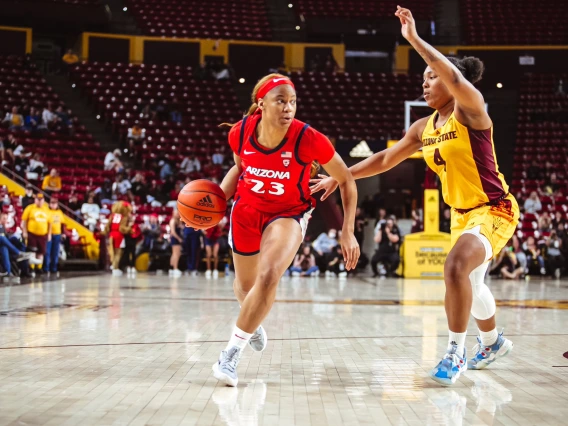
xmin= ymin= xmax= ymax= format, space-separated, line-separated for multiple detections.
xmin=211 ymin=74 xmax=360 ymax=386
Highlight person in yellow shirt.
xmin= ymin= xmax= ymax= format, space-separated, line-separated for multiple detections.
xmin=44 ymin=198 xmax=66 ymax=276
xmin=310 ymin=6 xmax=518 ymax=386
xmin=21 ymin=194 xmax=52 ymax=269
xmin=42 ymin=169 xmax=62 ymax=197
xmin=3 ymin=106 xmax=24 ymax=130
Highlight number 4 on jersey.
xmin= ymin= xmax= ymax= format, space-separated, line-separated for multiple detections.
xmin=433 ymin=148 xmax=447 ymax=171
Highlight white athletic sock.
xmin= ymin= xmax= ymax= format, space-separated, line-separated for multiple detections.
xmin=448 ymin=331 xmax=467 ymax=358
xmin=479 ymin=328 xmax=499 ymax=346
xmin=225 ymin=326 xmax=253 ymax=351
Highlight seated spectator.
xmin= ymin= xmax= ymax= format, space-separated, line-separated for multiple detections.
xmin=131 ymin=173 xmax=148 ymax=202
xmin=526 ymin=159 xmax=542 ymax=180
xmin=524 ymin=236 xmax=546 ymax=275
xmin=67 ymin=194 xmax=82 ymax=217
xmin=0 ymin=212 xmax=41 ymax=277
xmin=290 ymin=244 xmax=319 ymax=277
xmin=371 ymin=216 xmax=401 ymax=277
xmin=147 ymin=179 xmax=165 ymax=206
xmin=21 ymin=184 xmax=35 ymax=210
xmin=42 ymin=103 xmax=59 ymax=130
xmin=112 ymin=173 xmax=132 ymax=198
xmin=27 ymin=153 xmax=45 ymax=177
xmin=169 ymin=105 xmax=182 ymax=123
xmin=95 ymin=179 xmax=114 ymax=205
xmin=159 ymin=159 xmax=174 ymax=180
xmin=104 ymin=149 xmax=123 ymax=172
xmin=538 ymin=212 xmax=552 ymax=234
xmin=552 ymin=211 xmax=565 ymax=229
xmin=126 ymin=125 xmax=145 ymax=154
xmin=212 ymin=148 xmax=224 ymax=165
xmin=312 ymin=228 xmax=338 ymax=270
xmin=545 ymin=230 xmax=564 ymax=278
xmin=81 ymin=195 xmax=101 ymax=231
xmin=23 ymin=107 xmax=42 ymax=132
xmin=3 ymin=106 xmax=24 ymax=130
xmin=523 ymin=191 xmax=542 ymax=214
xmin=511 ymin=234 xmax=527 ymax=272
xmin=326 ymin=245 xmax=347 ymax=278
xmin=180 ymin=155 xmax=201 ymax=174
xmin=42 ymin=169 xmax=62 ymax=197
xmin=55 ymin=106 xmax=73 ymax=127
xmin=500 ymin=248 xmax=525 ymax=279
xmin=543 ymin=173 xmax=561 ymax=195
xmin=0 ymin=133 xmax=17 ymax=166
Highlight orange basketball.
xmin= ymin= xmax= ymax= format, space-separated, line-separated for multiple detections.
xmin=177 ymin=180 xmax=227 ymax=229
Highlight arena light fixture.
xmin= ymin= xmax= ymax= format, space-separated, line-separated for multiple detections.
xmin=288 ymin=3 xmax=293 ymax=7
xmin=123 ymin=7 xmax=127 ymax=11
xmin=295 ymin=25 xmax=300 ymax=30
xmin=239 ymin=78 xmax=245 ymax=84
xmin=496 ymin=82 xmax=503 ymax=88
xmin=96 ymin=115 xmax=100 ymax=119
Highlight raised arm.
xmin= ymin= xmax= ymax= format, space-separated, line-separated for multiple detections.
xmin=310 ymin=118 xmax=425 ymax=200
xmin=395 ymin=6 xmax=490 ymax=129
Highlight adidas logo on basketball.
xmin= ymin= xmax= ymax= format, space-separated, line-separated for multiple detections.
xmin=196 ymin=195 xmax=215 ymax=208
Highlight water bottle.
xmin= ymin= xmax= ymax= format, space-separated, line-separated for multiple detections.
xmin=224 ymin=263 xmax=230 ymax=277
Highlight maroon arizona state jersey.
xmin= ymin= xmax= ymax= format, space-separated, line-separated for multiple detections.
xmin=228 ymin=114 xmax=335 ymax=214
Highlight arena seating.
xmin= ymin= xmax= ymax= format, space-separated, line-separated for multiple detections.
xmin=511 ymin=73 xmax=568 ymax=237
xmin=295 ymin=0 xmax=433 ymax=19
xmin=291 ymin=70 xmax=423 ymax=141
xmin=0 ymin=56 xmax=107 ymax=205
xmin=462 ymin=0 xmax=568 ymax=45
xmin=124 ymin=0 xmax=271 ymax=40
xmin=70 ymin=61 xmax=241 ymax=177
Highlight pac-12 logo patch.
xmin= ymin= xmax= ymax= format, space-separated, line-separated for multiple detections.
xmin=283 ymin=159 xmax=290 ymax=167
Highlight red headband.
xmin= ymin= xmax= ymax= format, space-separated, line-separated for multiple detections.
xmin=256 ymin=77 xmax=295 ymax=103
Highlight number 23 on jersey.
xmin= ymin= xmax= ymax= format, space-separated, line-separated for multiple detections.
xmin=250 ymin=179 xmax=285 ymax=195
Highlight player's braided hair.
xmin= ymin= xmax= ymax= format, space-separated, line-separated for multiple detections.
xmin=447 ymin=56 xmax=485 ymax=84
xmin=220 ymin=73 xmax=320 ymax=178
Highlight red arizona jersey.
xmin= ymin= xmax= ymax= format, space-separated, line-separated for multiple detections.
xmin=109 ymin=213 xmax=123 ymax=233
xmin=228 ymin=114 xmax=335 ymax=214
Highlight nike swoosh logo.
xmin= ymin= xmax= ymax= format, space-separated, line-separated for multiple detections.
xmin=243 ymin=150 xmax=255 ymax=155
xmin=273 ymin=78 xmax=287 ymax=83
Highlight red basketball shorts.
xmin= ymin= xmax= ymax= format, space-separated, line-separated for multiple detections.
xmin=229 ymin=199 xmax=312 ymax=256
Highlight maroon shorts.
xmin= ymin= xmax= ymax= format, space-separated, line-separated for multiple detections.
xmin=27 ymin=232 xmax=48 ymax=256
xmin=229 ymin=199 xmax=312 ymax=256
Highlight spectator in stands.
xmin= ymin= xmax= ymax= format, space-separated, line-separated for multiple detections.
xmin=212 ymin=148 xmax=224 ymax=165
xmin=511 ymin=234 xmax=527 ymax=272
xmin=42 ymin=169 xmax=62 ymax=197
xmin=499 ymin=247 xmax=525 ymax=280
xmin=169 ymin=105 xmax=182 ymax=124
xmin=104 ymin=149 xmax=123 ymax=172
xmin=81 ymin=194 xmax=100 ymax=231
xmin=13 ymin=144 xmax=30 ymax=177
xmin=552 ymin=211 xmax=565 ymax=229
xmin=0 ymin=133 xmax=17 ymax=166
xmin=440 ymin=208 xmax=451 ymax=233
xmin=3 ymin=106 xmax=24 ymax=130
xmin=544 ymin=172 xmax=561 ymax=195
xmin=196 ymin=61 xmax=214 ymax=80
xmin=312 ymin=228 xmax=338 ymax=270
xmin=147 ymin=179 xmax=164 ymax=206
xmin=524 ymin=235 xmax=546 ymax=275
xmin=0 ymin=212 xmax=41 ymax=277
xmin=21 ymin=194 xmax=51 ymax=273
xmin=169 ymin=181 xmax=183 ymax=204
xmin=21 ymin=185 xmax=35 ymax=210
xmin=131 ymin=173 xmax=149 ymax=202
xmin=159 ymin=159 xmax=174 ymax=180
xmin=538 ymin=212 xmax=552 ymax=233
xmin=289 ymin=244 xmax=319 ymax=277
xmin=180 ymin=155 xmax=201 ymax=174
xmin=523 ymin=191 xmax=542 ymax=214
xmin=126 ymin=125 xmax=145 ymax=155
xmin=68 ymin=194 xmax=82 ymax=219
xmin=169 ymin=209 xmax=183 ymax=277
xmin=96 ymin=179 xmax=114 ymax=205
xmin=326 ymin=245 xmax=347 ymax=278
xmin=371 ymin=216 xmax=401 ymax=277
xmin=55 ymin=106 xmax=73 ymax=130
xmin=546 ymin=230 xmax=564 ymax=278
xmin=113 ymin=173 xmax=132 ymax=198
xmin=42 ymin=103 xmax=59 ymax=130
xmin=28 ymin=153 xmax=45 ymax=176
xmin=44 ymin=197 xmax=65 ymax=276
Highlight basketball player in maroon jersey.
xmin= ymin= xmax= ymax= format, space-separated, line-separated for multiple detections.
xmin=211 ymin=74 xmax=360 ymax=386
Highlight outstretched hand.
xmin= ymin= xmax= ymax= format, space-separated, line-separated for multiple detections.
xmin=394 ymin=5 xmax=418 ymax=42
xmin=341 ymin=231 xmax=360 ymax=271
xmin=309 ymin=174 xmax=339 ymax=201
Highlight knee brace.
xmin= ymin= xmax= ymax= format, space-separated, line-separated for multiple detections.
xmin=469 ymin=262 xmax=496 ymax=320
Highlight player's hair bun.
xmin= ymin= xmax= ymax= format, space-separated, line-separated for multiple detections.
xmin=447 ymin=56 xmax=485 ymax=84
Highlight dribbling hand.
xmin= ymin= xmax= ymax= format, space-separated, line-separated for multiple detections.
xmin=395 ymin=5 xmax=418 ymax=42
xmin=341 ymin=231 xmax=360 ymax=271
xmin=309 ymin=174 xmax=339 ymax=201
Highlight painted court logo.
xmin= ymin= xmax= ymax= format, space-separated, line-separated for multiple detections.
xmin=197 ymin=195 xmax=215 ymax=208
